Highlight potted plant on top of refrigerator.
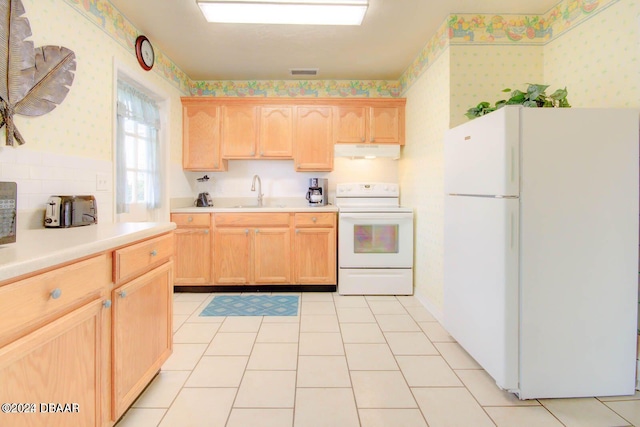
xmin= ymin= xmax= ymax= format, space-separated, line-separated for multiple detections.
xmin=465 ymin=83 xmax=571 ymax=120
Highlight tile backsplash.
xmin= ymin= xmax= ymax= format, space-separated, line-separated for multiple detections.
xmin=0 ymin=146 xmax=113 ymax=227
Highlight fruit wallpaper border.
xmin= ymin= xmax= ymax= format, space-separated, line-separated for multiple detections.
xmin=63 ymin=0 xmax=618 ymax=98
xmin=399 ymin=0 xmax=619 ymax=92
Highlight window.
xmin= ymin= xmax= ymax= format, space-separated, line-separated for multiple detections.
xmin=116 ymin=80 xmax=162 ymax=221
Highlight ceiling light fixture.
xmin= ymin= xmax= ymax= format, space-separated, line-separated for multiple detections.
xmin=196 ymin=0 xmax=369 ymax=26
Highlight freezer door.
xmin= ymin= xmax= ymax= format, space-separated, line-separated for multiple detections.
xmin=444 ymin=195 xmax=519 ymax=391
xmin=444 ymin=106 xmax=520 ymax=197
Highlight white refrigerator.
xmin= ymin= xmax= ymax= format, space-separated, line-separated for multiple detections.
xmin=443 ymin=106 xmax=639 ymax=399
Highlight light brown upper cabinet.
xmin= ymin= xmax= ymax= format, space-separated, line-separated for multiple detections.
xmin=259 ymin=106 xmax=294 ymax=158
xmin=182 ymin=100 xmax=227 ymax=171
xmin=334 ymin=101 xmax=405 ymax=145
xmin=221 ymin=105 xmax=259 ymax=158
xmin=294 ymin=106 xmax=334 ymax=171
xmin=181 ymin=97 xmax=405 ymax=171
xmin=221 ymin=105 xmax=294 ymax=159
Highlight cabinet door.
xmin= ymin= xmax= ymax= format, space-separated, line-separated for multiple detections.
xmin=112 ymin=262 xmax=173 ymax=419
xmin=214 ymin=228 xmax=252 ymax=284
xmin=335 ymin=106 xmax=367 ymax=143
xmin=183 ymin=103 xmax=227 ymax=171
xmin=295 ymin=228 xmax=336 ymax=284
xmin=294 ymin=106 xmax=334 ymax=171
xmin=260 ymin=106 xmax=293 ymax=158
xmin=174 ymin=228 xmax=211 ymax=285
xmin=0 ymin=299 xmax=103 ymax=427
xmin=222 ymin=105 xmax=258 ymax=158
xmin=370 ymin=106 xmax=401 ymax=144
xmin=254 ymin=227 xmax=291 ymax=284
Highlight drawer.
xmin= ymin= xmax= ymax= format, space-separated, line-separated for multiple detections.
xmin=0 ymin=254 xmax=110 ymax=346
xmin=171 ymin=213 xmax=211 ymax=227
xmin=214 ymin=213 xmax=291 ymax=227
xmin=295 ymin=212 xmax=336 ymax=228
xmin=114 ymin=233 xmax=174 ymax=284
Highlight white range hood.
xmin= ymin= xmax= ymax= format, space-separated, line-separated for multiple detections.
xmin=334 ymin=144 xmax=400 ymax=160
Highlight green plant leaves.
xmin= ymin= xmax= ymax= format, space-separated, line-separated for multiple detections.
xmin=465 ymin=83 xmax=571 ymax=120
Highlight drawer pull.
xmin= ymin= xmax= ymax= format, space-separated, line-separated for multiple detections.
xmin=150 ymin=250 xmax=158 ymax=256
xmin=119 ymin=290 xmax=127 ymax=298
xmin=312 ymin=217 xmax=317 ymax=223
xmin=50 ymin=288 xmax=62 ymax=299
xmin=204 ymin=230 xmax=209 ymax=234
xmin=245 ymin=229 xmax=249 ymax=235
xmin=188 ymin=216 xmax=193 ymax=222
xmin=103 ymin=299 xmax=112 ymax=309
xmin=255 ymin=229 xmax=259 ymax=233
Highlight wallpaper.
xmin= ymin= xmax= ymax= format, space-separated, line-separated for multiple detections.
xmin=449 ymin=45 xmax=545 ymax=127
xmin=544 ymin=0 xmax=640 ymax=108
xmin=400 ymin=50 xmax=451 ymax=313
xmin=399 ymin=0 xmax=621 ymax=94
xmin=191 ymin=79 xmax=402 ymax=98
xmin=63 ymin=0 xmax=192 ymax=95
xmin=60 ymin=0 xmax=621 ymax=98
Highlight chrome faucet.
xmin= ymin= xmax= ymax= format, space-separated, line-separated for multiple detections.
xmin=251 ymin=175 xmax=263 ymax=207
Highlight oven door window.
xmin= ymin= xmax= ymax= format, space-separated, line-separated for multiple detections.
xmin=354 ymin=224 xmax=399 ymax=253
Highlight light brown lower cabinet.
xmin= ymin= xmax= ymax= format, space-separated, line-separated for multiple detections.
xmin=0 ymin=254 xmax=111 ymax=427
xmin=0 ymin=232 xmax=174 ymax=427
xmin=170 ymin=211 xmax=337 ymax=286
xmin=213 ymin=219 xmax=292 ymax=285
xmin=112 ymin=261 xmax=173 ymax=419
xmin=172 ymin=214 xmax=212 ymax=285
xmin=0 ymin=299 xmax=104 ymax=427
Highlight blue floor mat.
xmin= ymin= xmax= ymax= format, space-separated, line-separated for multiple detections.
xmin=199 ymin=295 xmax=299 ymax=316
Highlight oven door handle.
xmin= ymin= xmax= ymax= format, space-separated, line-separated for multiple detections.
xmin=339 ymin=212 xmax=413 ymax=220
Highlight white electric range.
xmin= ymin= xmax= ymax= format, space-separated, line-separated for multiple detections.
xmin=335 ymin=182 xmax=414 ymax=295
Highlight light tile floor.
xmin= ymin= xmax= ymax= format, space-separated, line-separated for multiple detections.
xmin=115 ymin=292 xmax=640 ymax=427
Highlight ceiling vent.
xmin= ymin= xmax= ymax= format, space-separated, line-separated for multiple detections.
xmin=289 ymin=68 xmax=319 ymax=77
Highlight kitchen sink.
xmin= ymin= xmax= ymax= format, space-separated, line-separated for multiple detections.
xmin=231 ymin=203 xmax=287 ymax=209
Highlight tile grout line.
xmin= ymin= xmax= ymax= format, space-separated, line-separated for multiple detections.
xmin=333 ymin=293 xmax=363 ymax=427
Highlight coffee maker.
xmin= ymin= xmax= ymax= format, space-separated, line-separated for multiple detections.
xmin=195 ymin=175 xmax=213 ymax=207
xmin=306 ymin=178 xmax=328 ymax=207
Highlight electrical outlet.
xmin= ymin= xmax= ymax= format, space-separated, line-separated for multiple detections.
xmin=96 ymin=173 xmax=109 ymax=191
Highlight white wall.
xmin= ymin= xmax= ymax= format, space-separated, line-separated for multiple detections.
xmin=172 ymin=158 xmax=399 ymax=204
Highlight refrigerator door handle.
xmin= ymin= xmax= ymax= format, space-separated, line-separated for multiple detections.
xmin=510 ymin=210 xmax=515 ymax=250
xmin=510 ymin=146 xmax=515 ymax=184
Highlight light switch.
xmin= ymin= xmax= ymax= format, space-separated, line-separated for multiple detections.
xmin=96 ymin=173 xmax=109 ymax=191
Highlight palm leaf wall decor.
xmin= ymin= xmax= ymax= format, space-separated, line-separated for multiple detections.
xmin=0 ymin=0 xmax=76 ymax=146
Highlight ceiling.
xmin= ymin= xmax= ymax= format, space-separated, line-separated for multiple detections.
xmin=109 ymin=0 xmax=560 ymax=81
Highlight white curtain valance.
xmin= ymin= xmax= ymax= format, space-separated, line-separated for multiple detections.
xmin=117 ymin=80 xmax=161 ymax=130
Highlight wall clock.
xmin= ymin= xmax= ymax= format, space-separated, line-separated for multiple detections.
xmin=135 ymin=35 xmax=154 ymax=71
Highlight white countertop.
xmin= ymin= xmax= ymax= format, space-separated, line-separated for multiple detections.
xmin=0 ymin=222 xmax=176 ymax=283
xmin=171 ymin=197 xmax=339 ymax=214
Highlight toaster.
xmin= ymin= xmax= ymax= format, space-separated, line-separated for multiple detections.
xmin=45 ymin=195 xmax=98 ymax=228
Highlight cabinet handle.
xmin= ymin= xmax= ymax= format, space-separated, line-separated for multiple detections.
xmin=103 ymin=299 xmax=112 ymax=309
xmin=245 ymin=229 xmax=249 ymax=235
xmin=204 ymin=229 xmax=209 ymax=234
xmin=255 ymin=229 xmax=259 ymax=233
xmin=50 ymin=288 xmax=62 ymax=299
xmin=295 ymin=229 xmax=299 ymax=234
xmin=312 ymin=217 xmax=317 ymax=223
xmin=370 ymin=137 xmax=375 ymax=142
xmin=188 ymin=216 xmax=193 ymax=222
xmin=360 ymin=137 xmax=365 ymax=142
xmin=150 ymin=250 xmax=158 ymax=256
xmin=119 ymin=290 xmax=127 ymax=298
